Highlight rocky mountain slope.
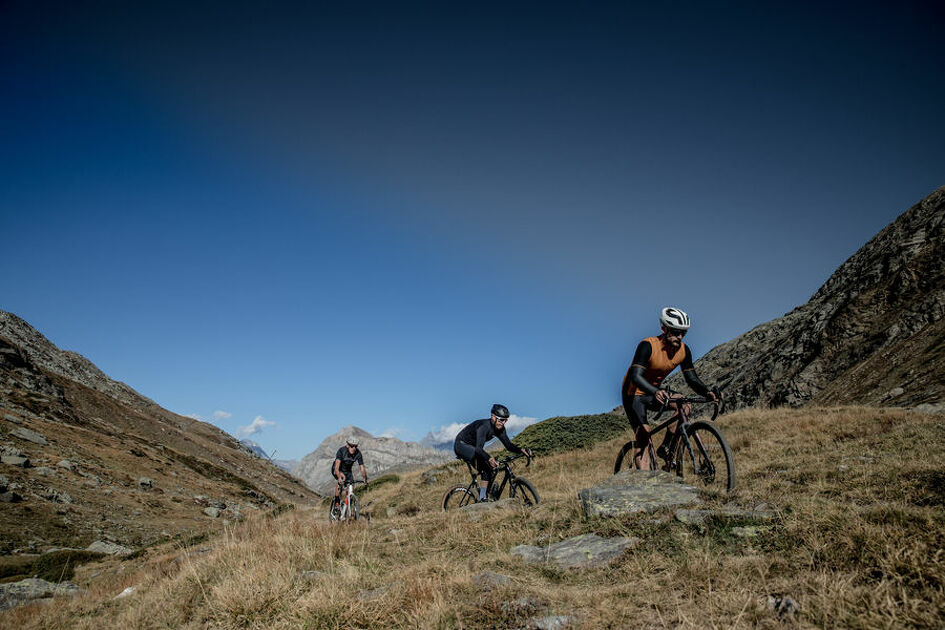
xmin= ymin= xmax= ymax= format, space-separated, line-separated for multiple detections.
xmin=665 ymin=185 xmax=945 ymax=410
xmin=293 ymin=425 xmax=452 ymax=495
xmin=0 ymin=311 xmax=319 ymax=553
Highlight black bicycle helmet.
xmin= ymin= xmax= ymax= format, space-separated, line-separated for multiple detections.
xmin=491 ymin=403 xmax=510 ymax=418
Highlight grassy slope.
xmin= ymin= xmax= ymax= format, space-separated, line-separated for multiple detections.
xmin=4 ymin=407 xmax=944 ymax=629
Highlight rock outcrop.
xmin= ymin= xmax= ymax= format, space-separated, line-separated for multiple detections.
xmin=665 ymin=186 xmax=945 ymax=410
xmin=294 ymin=425 xmax=452 ymax=495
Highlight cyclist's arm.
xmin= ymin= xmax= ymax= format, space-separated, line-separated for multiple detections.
xmin=497 ymin=429 xmax=523 ymax=455
xmin=629 ymin=340 xmax=659 ymax=396
xmin=333 ymin=459 xmax=342 ymax=480
xmin=681 ymin=346 xmax=711 ymax=397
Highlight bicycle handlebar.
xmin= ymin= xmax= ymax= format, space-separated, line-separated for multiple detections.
xmin=498 ymin=452 xmax=531 ymax=468
xmin=653 ymin=388 xmax=727 ymax=421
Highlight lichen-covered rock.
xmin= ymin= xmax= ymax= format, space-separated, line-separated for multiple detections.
xmin=10 ymin=427 xmax=48 ymax=445
xmin=511 ymin=533 xmax=637 ymax=569
xmin=0 ymin=578 xmax=81 ymax=611
xmin=578 ymin=470 xmax=700 ymax=517
xmin=87 ymin=541 xmax=132 ymax=556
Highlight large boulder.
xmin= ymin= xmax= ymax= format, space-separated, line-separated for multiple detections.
xmin=0 ymin=578 xmax=81 ymax=612
xmin=511 ymin=533 xmax=637 ymax=569
xmin=578 ymin=470 xmax=700 ymax=518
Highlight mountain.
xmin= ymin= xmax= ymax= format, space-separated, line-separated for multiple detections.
xmin=239 ymin=439 xmax=269 ymax=459
xmin=664 ymin=186 xmax=945 ymax=411
xmin=293 ymin=425 xmax=452 ymax=495
xmin=0 ymin=311 xmax=320 ymax=553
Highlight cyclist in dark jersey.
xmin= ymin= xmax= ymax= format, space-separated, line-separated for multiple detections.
xmin=621 ymin=307 xmax=718 ymax=469
xmin=331 ymin=436 xmax=368 ymax=507
xmin=454 ymin=404 xmax=532 ymax=502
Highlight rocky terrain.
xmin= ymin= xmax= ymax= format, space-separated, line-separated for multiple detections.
xmin=293 ymin=425 xmax=452 ymax=495
xmin=0 ymin=311 xmax=320 ymax=553
xmin=664 ymin=185 xmax=945 ymax=411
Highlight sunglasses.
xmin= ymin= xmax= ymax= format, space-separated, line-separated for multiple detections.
xmin=666 ymin=328 xmax=687 ymax=337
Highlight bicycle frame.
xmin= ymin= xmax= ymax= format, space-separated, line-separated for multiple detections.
xmin=464 ymin=453 xmax=528 ymax=499
xmin=641 ymin=393 xmax=721 ymax=475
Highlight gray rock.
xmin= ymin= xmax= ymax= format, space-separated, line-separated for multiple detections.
xmin=578 ymin=470 xmax=700 ymax=517
xmin=511 ymin=533 xmax=637 ymax=569
xmin=34 ymin=466 xmax=56 ymax=476
xmin=915 ymin=402 xmax=945 ymax=414
xmin=138 ymin=477 xmax=154 ymax=488
xmin=674 ymin=507 xmax=775 ymax=526
xmin=472 ymin=571 xmax=511 ymax=589
xmin=766 ymin=595 xmax=800 ymax=619
xmin=39 ymin=487 xmax=72 ymax=503
xmin=732 ymin=526 xmax=772 ymax=538
xmin=203 ymin=507 xmax=222 ymax=518
xmin=0 ymin=472 xmax=7 ymax=491
xmin=0 ymin=491 xmax=22 ymax=503
xmin=114 ymin=585 xmax=138 ymax=599
xmin=460 ymin=498 xmax=518 ymax=512
xmin=10 ymin=427 xmax=48 ymax=445
xmin=501 ymin=596 xmax=543 ymax=615
xmin=356 ymin=584 xmax=391 ymax=601
xmin=87 ymin=541 xmax=133 ymax=556
xmin=3 ymin=413 xmax=23 ymax=425
xmin=0 ymin=578 xmax=81 ymax=611
xmin=529 ymin=614 xmax=577 ymax=630
xmin=2 ymin=455 xmax=30 ymax=468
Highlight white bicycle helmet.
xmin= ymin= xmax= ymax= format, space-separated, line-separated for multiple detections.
xmin=660 ymin=307 xmax=691 ymax=330
xmin=346 ymin=436 xmax=360 ymax=447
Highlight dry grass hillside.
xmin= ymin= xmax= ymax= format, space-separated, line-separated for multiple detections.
xmin=4 ymin=407 xmax=943 ymax=629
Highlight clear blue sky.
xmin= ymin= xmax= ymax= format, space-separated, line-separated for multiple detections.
xmin=2 ymin=1 xmax=943 ymax=459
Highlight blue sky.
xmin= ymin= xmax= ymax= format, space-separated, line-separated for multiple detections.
xmin=2 ymin=1 xmax=943 ymax=459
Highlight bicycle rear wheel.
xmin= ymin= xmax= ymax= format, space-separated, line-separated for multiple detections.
xmin=680 ymin=420 xmax=736 ymax=493
xmin=510 ymin=478 xmax=540 ymax=506
xmin=442 ymin=485 xmax=477 ymax=510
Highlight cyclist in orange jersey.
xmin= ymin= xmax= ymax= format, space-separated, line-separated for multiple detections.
xmin=621 ymin=307 xmax=718 ymax=470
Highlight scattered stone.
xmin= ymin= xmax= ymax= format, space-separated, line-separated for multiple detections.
xmin=299 ymin=570 xmax=327 ymax=581
xmin=766 ymin=595 xmax=800 ymax=619
xmin=33 ymin=466 xmax=56 ymax=476
xmin=356 ymin=584 xmax=391 ymax=601
xmin=886 ymin=387 xmax=905 ymax=398
xmin=674 ymin=507 xmax=775 ymax=527
xmin=914 ymin=402 xmax=945 ymax=415
xmin=501 ymin=596 xmax=543 ymax=615
xmin=579 ymin=470 xmax=700 ymax=517
xmin=203 ymin=507 xmax=222 ymax=518
xmin=529 ymin=614 xmax=577 ymax=630
xmin=386 ymin=507 xmax=398 ymax=518
xmin=2 ymin=413 xmax=23 ymax=425
xmin=459 ymin=498 xmax=519 ymax=520
xmin=472 ymin=570 xmax=511 ymax=589
xmin=732 ymin=526 xmax=773 ymax=538
xmin=511 ymin=533 xmax=638 ymax=569
xmin=0 ymin=472 xmax=7 ymax=491
xmin=57 ymin=459 xmax=75 ymax=471
xmin=10 ymin=427 xmax=48 ymax=445
xmin=0 ymin=578 xmax=81 ymax=612
xmin=138 ymin=477 xmax=154 ymax=489
xmin=2 ymin=455 xmax=30 ymax=468
xmin=420 ymin=469 xmax=443 ymax=485
xmin=0 ymin=491 xmax=22 ymax=503
xmin=87 ymin=541 xmax=133 ymax=556
xmin=114 ymin=585 xmax=138 ymax=599
xmin=39 ymin=487 xmax=72 ymax=503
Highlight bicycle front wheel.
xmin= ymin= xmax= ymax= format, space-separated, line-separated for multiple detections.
xmin=614 ymin=440 xmax=657 ymax=473
xmin=328 ymin=502 xmax=340 ymax=522
xmin=681 ymin=420 xmax=736 ymax=493
xmin=510 ymin=478 xmax=540 ymax=506
xmin=349 ymin=495 xmax=360 ymax=521
xmin=442 ymin=485 xmax=477 ymax=511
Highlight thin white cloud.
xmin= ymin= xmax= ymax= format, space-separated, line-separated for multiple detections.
xmin=213 ymin=410 xmax=233 ymax=421
xmin=504 ymin=414 xmax=538 ymax=436
xmin=236 ymin=415 xmax=276 ymax=438
xmin=427 ymin=422 xmax=466 ymax=443
xmin=378 ymin=427 xmax=406 ymax=439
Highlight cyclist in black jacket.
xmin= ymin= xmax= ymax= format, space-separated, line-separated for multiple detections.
xmin=331 ymin=436 xmax=368 ymax=508
xmin=454 ymin=404 xmax=532 ymax=502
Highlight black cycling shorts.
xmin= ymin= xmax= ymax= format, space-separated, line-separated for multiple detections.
xmin=622 ymin=392 xmax=661 ymax=432
xmin=329 ymin=466 xmax=355 ymax=486
xmin=453 ymin=441 xmax=494 ymax=482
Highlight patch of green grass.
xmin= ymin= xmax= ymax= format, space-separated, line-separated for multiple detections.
xmin=32 ymin=550 xmax=105 ymax=582
xmin=512 ymin=412 xmax=628 ymax=455
xmin=357 ymin=474 xmax=399 ymax=497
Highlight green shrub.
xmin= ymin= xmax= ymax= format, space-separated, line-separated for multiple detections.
xmin=32 ymin=550 xmax=104 ymax=582
xmin=511 ymin=412 xmax=628 ymax=455
xmin=357 ymin=474 xmax=399 ymax=497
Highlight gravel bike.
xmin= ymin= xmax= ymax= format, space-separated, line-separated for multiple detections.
xmin=442 ymin=453 xmax=539 ymax=510
xmin=614 ymin=389 xmax=736 ymax=493
xmin=329 ymin=479 xmax=364 ymax=521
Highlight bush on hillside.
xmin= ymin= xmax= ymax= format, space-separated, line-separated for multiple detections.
xmin=511 ymin=412 xmax=629 ymax=455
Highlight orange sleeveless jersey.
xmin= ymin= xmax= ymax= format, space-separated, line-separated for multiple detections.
xmin=622 ymin=336 xmax=688 ymax=396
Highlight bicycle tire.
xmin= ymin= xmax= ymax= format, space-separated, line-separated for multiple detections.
xmin=328 ymin=501 xmax=341 ymax=522
xmin=680 ymin=420 xmax=736 ymax=493
xmin=442 ymin=485 xmax=477 ymax=511
xmin=510 ymin=478 xmax=540 ymax=506
xmin=349 ymin=495 xmax=359 ymax=521
xmin=614 ymin=439 xmax=658 ymax=473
